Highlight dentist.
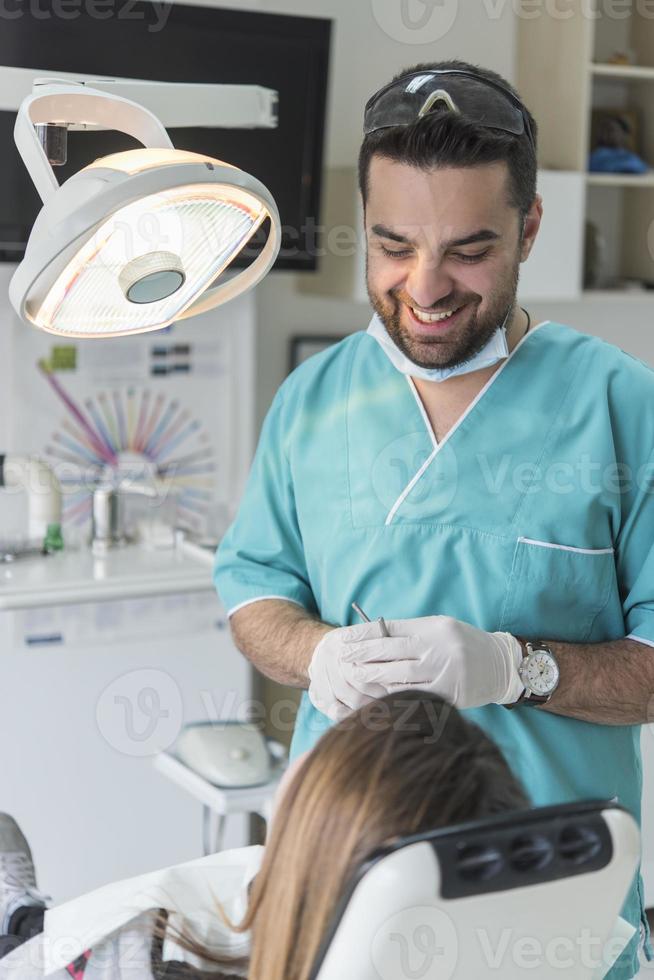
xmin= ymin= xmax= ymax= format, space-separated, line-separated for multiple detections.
xmin=215 ymin=60 xmax=654 ymax=979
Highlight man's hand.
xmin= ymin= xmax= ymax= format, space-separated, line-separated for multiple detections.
xmin=308 ymin=621 xmax=389 ymax=720
xmin=335 ymin=616 xmax=525 ymax=709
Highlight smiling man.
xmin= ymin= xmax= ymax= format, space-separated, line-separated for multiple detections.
xmin=215 ymin=60 xmax=654 ymax=978
xmin=367 ymin=164 xmax=528 ymax=372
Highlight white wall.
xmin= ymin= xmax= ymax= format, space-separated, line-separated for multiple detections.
xmin=529 ymin=297 xmax=654 ymax=366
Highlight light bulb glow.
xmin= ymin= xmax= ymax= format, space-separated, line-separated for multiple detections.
xmin=84 ymin=147 xmax=237 ymax=175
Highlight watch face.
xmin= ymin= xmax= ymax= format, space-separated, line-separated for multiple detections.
xmin=522 ymin=651 xmax=560 ymax=696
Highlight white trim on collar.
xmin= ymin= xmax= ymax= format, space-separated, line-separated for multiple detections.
xmin=384 ymin=321 xmax=549 ymax=526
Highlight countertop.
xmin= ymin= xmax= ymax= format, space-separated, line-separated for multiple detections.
xmin=0 ymin=539 xmax=215 ymax=610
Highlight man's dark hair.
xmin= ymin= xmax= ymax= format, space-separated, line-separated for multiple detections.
xmin=358 ymin=60 xmax=538 ymax=221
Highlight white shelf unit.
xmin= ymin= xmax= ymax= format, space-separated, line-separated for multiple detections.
xmin=586 ymin=173 xmax=654 ymax=188
xmin=591 ymin=63 xmax=654 ymax=81
xmin=517 ymin=5 xmax=654 ymax=296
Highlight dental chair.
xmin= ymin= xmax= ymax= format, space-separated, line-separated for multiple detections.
xmin=311 ymin=800 xmax=640 ymax=979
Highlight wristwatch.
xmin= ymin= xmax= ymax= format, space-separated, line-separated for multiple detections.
xmin=504 ymin=640 xmax=560 ymax=709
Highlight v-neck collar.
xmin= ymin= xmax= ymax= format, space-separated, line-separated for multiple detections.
xmin=385 ymin=321 xmax=550 ymax=525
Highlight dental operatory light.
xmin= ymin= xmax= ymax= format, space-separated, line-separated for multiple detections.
xmin=9 ymin=77 xmax=282 ymax=338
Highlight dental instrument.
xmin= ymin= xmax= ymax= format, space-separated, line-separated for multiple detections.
xmin=352 ymin=601 xmax=389 ymax=638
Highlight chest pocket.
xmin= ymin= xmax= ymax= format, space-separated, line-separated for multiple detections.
xmin=498 ymin=537 xmax=619 ymax=643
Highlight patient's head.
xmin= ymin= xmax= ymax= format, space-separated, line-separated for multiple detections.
xmin=245 ymin=691 xmax=527 ymax=980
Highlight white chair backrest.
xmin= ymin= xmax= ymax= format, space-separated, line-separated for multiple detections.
xmin=311 ymin=801 xmax=640 ymax=980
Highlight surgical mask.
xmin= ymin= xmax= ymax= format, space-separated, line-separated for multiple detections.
xmin=366 ymin=311 xmax=510 ymax=382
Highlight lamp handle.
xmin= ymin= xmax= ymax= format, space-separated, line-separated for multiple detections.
xmin=14 ymin=80 xmax=173 ymax=204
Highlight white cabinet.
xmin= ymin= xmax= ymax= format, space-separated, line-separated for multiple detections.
xmin=0 ymin=601 xmax=251 ymax=903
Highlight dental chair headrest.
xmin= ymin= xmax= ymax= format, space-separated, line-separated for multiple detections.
xmin=310 ymin=800 xmax=640 ymax=980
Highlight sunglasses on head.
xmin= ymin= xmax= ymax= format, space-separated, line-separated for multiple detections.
xmin=364 ymin=69 xmax=536 ymax=157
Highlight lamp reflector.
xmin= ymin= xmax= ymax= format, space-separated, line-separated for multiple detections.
xmin=28 ymin=184 xmax=267 ymax=337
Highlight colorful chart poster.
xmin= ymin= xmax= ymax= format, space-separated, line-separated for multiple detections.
xmin=4 ymin=290 xmax=255 ymax=548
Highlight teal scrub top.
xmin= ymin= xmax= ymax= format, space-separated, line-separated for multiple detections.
xmin=214 ymin=321 xmax=654 ymax=978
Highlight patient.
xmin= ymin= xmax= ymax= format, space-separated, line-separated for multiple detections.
xmin=0 ymin=692 xmax=527 ymax=979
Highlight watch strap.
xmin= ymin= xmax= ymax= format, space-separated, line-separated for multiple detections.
xmin=503 ymin=688 xmax=550 ymax=710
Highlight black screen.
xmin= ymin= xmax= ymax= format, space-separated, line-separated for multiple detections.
xmin=0 ymin=2 xmax=331 ymax=269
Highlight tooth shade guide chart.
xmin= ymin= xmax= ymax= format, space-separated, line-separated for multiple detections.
xmin=3 ymin=292 xmax=253 ymax=550
xmin=3 ymin=302 xmax=248 ymax=550
xmin=39 ymin=370 xmax=217 ymax=535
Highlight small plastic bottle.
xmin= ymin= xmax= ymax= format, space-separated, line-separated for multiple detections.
xmin=43 ymin=522 xmax=64 ymax=553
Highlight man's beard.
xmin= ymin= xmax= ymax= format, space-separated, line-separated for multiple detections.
xmin=367 ymin=253 xmax=521 ymax=371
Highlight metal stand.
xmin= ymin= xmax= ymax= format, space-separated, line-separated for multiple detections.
xmin=154 ymin=750 xmax=285 ymax=855
xmin=202 ymin=807 xmax=228 ymax=856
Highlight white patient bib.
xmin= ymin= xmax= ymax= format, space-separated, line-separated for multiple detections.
xmin=43 ymin=845 xmax=264 ymax=976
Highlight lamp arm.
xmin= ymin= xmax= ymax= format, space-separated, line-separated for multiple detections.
xmin=2 ymin=69 xmax=278 ymax=128
xmin=14 ymin=81 xmax=174 ymax=204
xmin=86 ymin=79 xmax=278 ymax=130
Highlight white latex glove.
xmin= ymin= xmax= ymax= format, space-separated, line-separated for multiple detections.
xmin=308 ymin=621 xmax=389 ymax=721
xmin=338 ymin=616 xmax=525 ymax=709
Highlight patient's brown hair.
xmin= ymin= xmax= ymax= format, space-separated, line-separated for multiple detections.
xmin=158 ymin=691 xmax=527 ymax=979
